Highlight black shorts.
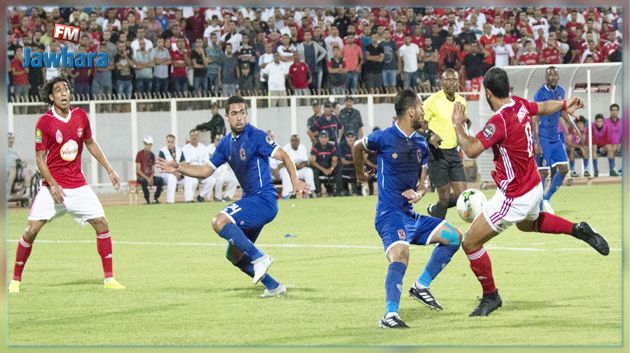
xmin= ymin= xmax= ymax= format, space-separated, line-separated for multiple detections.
xmin=427 ymin=148 xmax=466 ymax=187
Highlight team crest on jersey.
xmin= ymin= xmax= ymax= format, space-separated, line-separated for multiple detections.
xmin=392 ymin=153 xmax=398 ymax=159
xmin=55 ymin=129 xmax=63 ymax=144
xmin=77 ymin=127 xmax=83 ymax=138
xmin=265 ymin=134 xmax=276 ymax=146
xmin=35 ymin=128 xmax=42 ymax=143
xmin=482 ymin=124 xmax=495 ymax=139
xmin=240 ymin=147 xmax=246 ymax=161
xmin=397 ymin=229 xmax=406 ymax=240
xmin=417 ymin=150 xmax=423 ymax=162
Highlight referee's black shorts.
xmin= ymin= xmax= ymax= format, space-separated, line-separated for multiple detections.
xmin=427 ymin=147 xmax=466 ymax=187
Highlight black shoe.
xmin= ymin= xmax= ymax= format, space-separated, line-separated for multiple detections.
xmin=572 ymin=222 xmax=609 ymax=255
xmin=594 ymin=170 xmax=599 ymax=177
xmin=409 ymin=286 xmax=443 ymax=311
xmin=145 ymin=198 xmax=151 ymax=204
xmin=610 ymin=170 xmax=619 ymax=177
xmin=379 ymin=315 xmax=409 ymax=329
xmin=153 ymin=199 xmax=160 ymax=204
xmin=469 ymin=290 xmax=502 ymax=317
xmin=583 ymin=170 xmax=591 ymax=177
xmin=196 ymin=195 xmax=205 ymax=203
xmin=427 ymin=203 xmax=436 ymax=217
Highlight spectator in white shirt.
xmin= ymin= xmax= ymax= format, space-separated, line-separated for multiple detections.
xmin=324 ymin=25 xmax=344 ymax=59
xmin=397 ymin=34 xmax=421 ymax=90
xmin=493 ymin=34 xmax=515 ymax=67
xmin=262 ymin=52 xmax=289 ymax=107
xmin=279 ymin=134 xmax=315 ymax=199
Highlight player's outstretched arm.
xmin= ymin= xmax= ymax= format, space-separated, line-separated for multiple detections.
xmin=352 ymin=139 xmax=368 ymax=182
xmin=274 ymin=148 xmax=308 ymax=195
xmin=36 ymin=150 xmax=64 ymax=203
xmin=156 ymin=158 xmax=214 ymax=179
xmin=85 ymin=137 xmax=120 ymax=191
xmin=452 ymin=102 xmax=486 ymax=159
xmin=537 ymin=97 xmax=584 ymax=116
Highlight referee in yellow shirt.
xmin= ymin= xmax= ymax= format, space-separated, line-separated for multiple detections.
xmin=422 ymin=68 xmax=468 ymax=219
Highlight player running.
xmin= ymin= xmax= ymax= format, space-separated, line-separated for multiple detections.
xmin=533 ymin=66 xmax=579 ymax=213
xmin=9 ymin=77 xmax=125 ymax=293
xmin=353 ymin=89 xmax=464 ymax=329
xmin=451 ymin=67 xmax=609 ymax=317
xmin=157 ymin=96 xmax=307 ymax=297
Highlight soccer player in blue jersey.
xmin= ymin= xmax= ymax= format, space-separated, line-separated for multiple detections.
xmin=353 ymin=89 xmax=463 ymax=329
xmin=157 ymin=96 xmax=307 ymax=297
xmin=533 ymin=66 xmax=579 ymax=213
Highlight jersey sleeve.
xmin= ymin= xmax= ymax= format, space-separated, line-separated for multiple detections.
xmin=209 ymin=139 xmax=227 ymax=169
xmin=34 ymin=118 xmax=48 ymax=151
xmin=255 ymin=130 xmax=280 ymax=158
xmin=83 ymin=110 xmax=93 ymax=140
xmin=476 ymin=114 xmax=507 ymax=149
xmin=363 ymin=130 xmax=384 ymax=152
xmin=521 ymin=97 xmax=539 ymax=115
xmin=533 ymin=88 xmax=543 ymax=103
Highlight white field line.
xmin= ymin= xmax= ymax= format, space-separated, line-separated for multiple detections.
xmin=5 ymin=239 xmax=621 ymax=252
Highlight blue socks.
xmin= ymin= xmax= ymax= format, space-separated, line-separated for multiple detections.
xmin=234 ymin=256 xmax=279 ymax=290
xmin=593 ymin=158 xmax=599 ymax=173
xmin=569 ymin=160 xmax=575 ymax=172
xmin=418 ymin=224 xmax=460 ymax=287
xmin=609 ymin=158 xmax=615 ymax=172
xmin=385 ymin=262 xmax=407 ymax=315
xmin=219 ymin=223 xmax=263 ymax=261
xmin=544 ymin=170 xmax=565 ymax=201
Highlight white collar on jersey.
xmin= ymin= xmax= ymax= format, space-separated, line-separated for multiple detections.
xmin=543 ymin=84 xmax=558 ymax=92
xmin=51 ymin=105 xmax=73 ymax=123
xmin=394 ymin=121 xmax=416 ymax=139
xmin=495 ymin=98 xmax=515 ymax=114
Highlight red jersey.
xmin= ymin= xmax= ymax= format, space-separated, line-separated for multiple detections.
xmin=35 ymin=107 xmax=92 ymax=189
xmin=289 ymin=62 xmax=310 ymax=89
xmin=541 ymin=47 xmax=562 ymax=64
xmin=479 ymin=34 xmax=496 ymax=64
xmin=519 ymin=52 xmax=539 ymax=65
xmin=476 ymin=96 xmax=541 ymax=197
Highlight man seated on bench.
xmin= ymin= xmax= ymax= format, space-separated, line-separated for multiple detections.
xmin=279 ymin=134 xmax=315 ymax=199
xmin=310 ymin=130 xmax=339 ymax=197
xmin=8 ymin=132 xmax=33 ymax=198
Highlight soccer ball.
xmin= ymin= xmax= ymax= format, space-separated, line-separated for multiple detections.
xmin=456 ymin=189 xmax=487 ymax=223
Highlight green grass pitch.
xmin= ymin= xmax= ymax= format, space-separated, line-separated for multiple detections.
xmin=7 ymin=184 xmax=622 ymax=346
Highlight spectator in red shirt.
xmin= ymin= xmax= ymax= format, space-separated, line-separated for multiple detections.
xmin=479 ymin=23 xmax=497 ymax=71
xmin=170 ymin=37 xmax=190 ymax=93
xmin=438 ymin=34 xmax=460 ymax=72
xmin=541 ymin=36 xmax=562 ymax=64
xmin=518 ymin=41 xmax=540 ymax=65
xmin=10 ymin=46 xmax=29 ymax=104
xmin=135 ymin=136 xmax=163 ymax=204
xmin=289 ymin=52 xmax=311 ymax=95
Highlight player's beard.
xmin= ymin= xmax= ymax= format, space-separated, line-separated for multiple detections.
xmin=485 ymin=94 xmax=495 ymax=112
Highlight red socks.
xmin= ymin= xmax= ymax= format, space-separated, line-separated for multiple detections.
xmin=13 ymin=235 xmax=33 ymax=281
xmin=465 ymin=247 xmax=496 ymax=295
xmin=535 ymin=212 xmax=574 ymax=235
xmin=96 ymin=231 xmax=113 ymax=279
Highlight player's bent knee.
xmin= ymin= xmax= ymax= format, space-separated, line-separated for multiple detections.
xmin=386 ymin=243 xmax=409 ymax=264
xmin=89 ymin=217 xmax=109 ymax=232
xmin=24 ymin=220 xmax=45 ymax=242
xmin=212 ymin=213 xmax=232 ymax=233
xmin=439 ymin=223 xmax=461 ymax=246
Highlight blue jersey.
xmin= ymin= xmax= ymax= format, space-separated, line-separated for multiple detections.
xmin=534 ymin=84 xmax=565 ymax=142
xmin=363 ymin=122 xmax=429 ymax=216
xmin=210 ymin=124 xmax=278 ymax=197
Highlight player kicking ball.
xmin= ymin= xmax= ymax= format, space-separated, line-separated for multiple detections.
xmin=353 ymin=89 xmax=464 ymax=329
xmin=451 ymin=67 xmax=609 ymax=317
xmin=9 ymin=77 xmax=125 ymax=293
xmin=157 ymin=96 xmax=307 ymax=298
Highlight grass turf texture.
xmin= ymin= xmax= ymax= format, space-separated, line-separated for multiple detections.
xmin=7 ymin=184 xmax=622 ymax=346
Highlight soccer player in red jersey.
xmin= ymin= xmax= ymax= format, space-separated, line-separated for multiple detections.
xmin=451 ymin=67 xmax=609 ymax=316
xmin=9 ymin=77 xmax=125 ymax=293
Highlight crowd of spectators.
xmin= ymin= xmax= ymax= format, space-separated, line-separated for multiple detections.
xmin=8 ymin=6 xmax=623 ymax=103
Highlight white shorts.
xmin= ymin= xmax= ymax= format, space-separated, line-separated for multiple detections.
xmin=28 ymin=185 xmax=105 ymax=225
xmin=482 ymin=183 xmax=543 ymax=233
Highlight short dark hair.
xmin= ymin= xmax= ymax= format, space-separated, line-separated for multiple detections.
xmin=226 ymin=95 xmax=247 ymax=114
xmin=394 ymin=89 xmax=418 ymax=117
xmin=483 ymin=67 xmax=510 ymax=99
xmin=166 ymin=134 xmax=176 ymax=140
xmin=595 ymin=113 xmax=604 ymax=120
xmin=610 ymin=103 xmax=620 ymax=111
xmin=41 ymin=76 xmax=72 ymax=106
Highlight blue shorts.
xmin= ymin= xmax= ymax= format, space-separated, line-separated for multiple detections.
xmin=540 ymin=139 xmax=568 ymax=169
xmin=375 ymin=210 xmax=446 ymax=254
xmin=221 ymin=192 xmax=278 ymax=241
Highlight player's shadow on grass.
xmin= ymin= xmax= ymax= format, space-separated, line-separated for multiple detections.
xmin=49 ymin=278 xmax=100 ymax=287
xmin=217 ymin=285 xmax=317 ymax=298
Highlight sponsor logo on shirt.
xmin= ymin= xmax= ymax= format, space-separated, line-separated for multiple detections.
xmin=60 ymin=139 xmax=79 ymax=161
xmin=35 ymin=128 xmax=42 ymax=143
